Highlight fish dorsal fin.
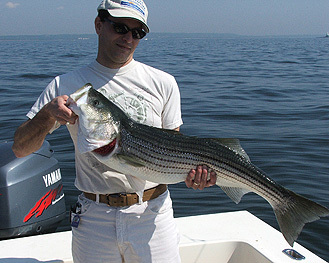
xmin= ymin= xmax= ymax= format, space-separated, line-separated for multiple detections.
xmin=220 ymin=186 xmax=251 ymax=204
xmin=210 ymin=138 xmax=250 ymax=162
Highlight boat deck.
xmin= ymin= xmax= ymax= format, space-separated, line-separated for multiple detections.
xmin=0 ymin=211 xmax=326 ymax=263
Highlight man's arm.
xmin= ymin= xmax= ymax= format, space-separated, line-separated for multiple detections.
xmin=12 ymin=95 xmax=77 ymax=158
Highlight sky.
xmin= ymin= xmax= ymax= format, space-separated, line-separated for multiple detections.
xmin=0 ymin=0 xmax=329 ymax=36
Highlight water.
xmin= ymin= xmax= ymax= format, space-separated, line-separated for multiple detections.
xmin=1 ymin=33 xmax=328 ymax=261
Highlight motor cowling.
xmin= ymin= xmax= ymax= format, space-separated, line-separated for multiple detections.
xmin=0 ymin=140 xmax=66 ymax=239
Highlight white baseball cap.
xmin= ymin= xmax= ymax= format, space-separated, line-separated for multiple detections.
xmin=97 ymin=0 xmax=150 ymax=33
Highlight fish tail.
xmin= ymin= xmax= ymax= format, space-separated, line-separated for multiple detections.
xmin=273 ymin=189 xmax=329 ymax=246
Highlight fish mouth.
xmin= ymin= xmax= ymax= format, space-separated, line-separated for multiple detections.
xmin=93 ymin=139 xmax=117 ymax=156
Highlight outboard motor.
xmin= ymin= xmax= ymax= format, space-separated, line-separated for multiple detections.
xmin=0 ymin=140 xmax=66 ymax=239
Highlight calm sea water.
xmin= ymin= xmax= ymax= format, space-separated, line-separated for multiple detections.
xmin=0 ymin=33 xmax=328 ymax=261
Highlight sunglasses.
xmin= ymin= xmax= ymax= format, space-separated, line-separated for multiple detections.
xmin=104 ymin=18 xmax=146 ymax=40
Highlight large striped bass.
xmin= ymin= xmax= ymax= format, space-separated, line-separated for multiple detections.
xmin=69 ymin=83 xmax=329 ymax=246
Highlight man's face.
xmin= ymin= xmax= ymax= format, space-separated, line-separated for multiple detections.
xmin=95 ymin=16 xmax=142 ymax=68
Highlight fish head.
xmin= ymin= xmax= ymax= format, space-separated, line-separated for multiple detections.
xmin=68 ymin=83 xmax=121 ymax=154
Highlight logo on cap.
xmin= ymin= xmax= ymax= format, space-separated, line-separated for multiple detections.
xmin=121 ymin=0 xmax=146 ymax=16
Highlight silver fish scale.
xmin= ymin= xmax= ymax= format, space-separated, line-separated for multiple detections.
xmin=118 ymin=121 xmax=287 ymax=203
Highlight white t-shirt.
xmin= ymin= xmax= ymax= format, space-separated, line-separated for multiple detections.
xmin=27 ymin=60 xmax=183 ymax=194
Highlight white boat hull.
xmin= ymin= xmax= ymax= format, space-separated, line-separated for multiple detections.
xmin=0 ymin=211 xmax=326 ymax=263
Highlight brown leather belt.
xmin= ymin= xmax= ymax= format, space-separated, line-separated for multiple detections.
xmin=83 ymin=184 xmax=167 ymax=207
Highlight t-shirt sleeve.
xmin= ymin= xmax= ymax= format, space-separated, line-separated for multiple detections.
xmin=161 ymin=77 xmax=183 ymax=130
xmin=26 ymin=77 xmax=61 ymax=133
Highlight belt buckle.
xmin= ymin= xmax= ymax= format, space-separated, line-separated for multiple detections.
xmin=106 ymin=192 xmax=139 ymax=207
xmin=108 ymin=193 xmax=126 ymax=198
xmin=107 ymin=193 xmax=127 ymax=207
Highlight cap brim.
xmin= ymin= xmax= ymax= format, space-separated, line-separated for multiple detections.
xmin=107 ymin=9 xmax=149 ymax=33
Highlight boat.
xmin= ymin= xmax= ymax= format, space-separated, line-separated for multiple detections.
xmin=0 ymin=211 xmax=327 ymax=262
xmin=0 ymin=141 xmax=327 ymax=262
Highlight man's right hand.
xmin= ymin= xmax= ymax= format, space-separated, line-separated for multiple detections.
xmin=44 ymin=95 xmax=78 ymax=125
xmin=12 ymin=95 xmax=77 ymax=158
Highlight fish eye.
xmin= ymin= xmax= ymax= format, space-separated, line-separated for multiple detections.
xmin=93 ymin=100 xmax=100 ymax=107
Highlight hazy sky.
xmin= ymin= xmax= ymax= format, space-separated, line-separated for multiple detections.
xmin=1 ymin=0 xmax=329 ymax=36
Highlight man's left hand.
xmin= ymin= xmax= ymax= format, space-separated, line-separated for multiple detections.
xmin=185 ymin=165 xmax=217 ymax=190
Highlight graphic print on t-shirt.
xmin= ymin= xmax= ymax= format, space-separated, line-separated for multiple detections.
xmin=98 ymin=88 xmax=149 ymax=124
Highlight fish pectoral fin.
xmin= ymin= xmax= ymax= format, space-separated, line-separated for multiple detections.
xmin=210 ymin=138 xmax=250 ymax=162
xmin=220 ymin=186 xmax=251 ymax=204
xmin=116 ymin=154 xmax=146 ymax=168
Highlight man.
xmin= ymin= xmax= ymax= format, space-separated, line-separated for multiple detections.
xmin=12 ymin=0 xmax=216 ymax=262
